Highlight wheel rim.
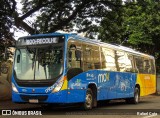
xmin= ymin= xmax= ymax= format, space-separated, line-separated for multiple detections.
xmin=85 ymin=93 xmax=92 ymax=108
xmin=135 ymin=90 xmax=139 ymax=103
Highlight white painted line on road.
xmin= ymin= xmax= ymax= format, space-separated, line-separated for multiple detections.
xmin=142 ymin=115 xmax=158 ymax=118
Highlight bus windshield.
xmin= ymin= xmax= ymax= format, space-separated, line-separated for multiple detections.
xmin=14 ymin=45 xmax=63 ymax=81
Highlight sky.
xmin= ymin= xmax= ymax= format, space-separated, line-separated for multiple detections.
xmin=14 ymin=29 xmax=29 ymax=40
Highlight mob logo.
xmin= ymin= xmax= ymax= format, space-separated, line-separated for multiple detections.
xmin=98 ymin=73 xmax=110 ymax=83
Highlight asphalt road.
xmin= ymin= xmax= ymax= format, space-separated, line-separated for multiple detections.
xmin=0 ymin=95 xmax=160 ymax=118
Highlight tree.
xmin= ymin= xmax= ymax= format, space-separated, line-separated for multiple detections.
xmin=122 ymin=0 xmax=160 ymax=72
xmin=98 ymin=0 xmax=124 ymax=44
xmin=123 ymin=0 xmax=160 ymax=52
xmin=21 ymin=0 xmax=123 ymax=34
xmin=0 ymin=0 xmax=15 ymax=61
xmin=1 ymin=0 xmax=123 ymax=35
xmin=0 ymin=0 xmax=126 ymax=62
xmin=0 ymin=0 xmax=128 ymax=61
xmin=98 ymin=0 xmax=160 ymax=72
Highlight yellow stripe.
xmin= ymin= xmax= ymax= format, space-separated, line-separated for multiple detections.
xmin=61 ymin=76 xmax=68 ymax=90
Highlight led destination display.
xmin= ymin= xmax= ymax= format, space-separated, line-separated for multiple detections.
xmin=16 ymin=36 xmax=64 ymax=46
xmin=26 ymin=38 xmax=58 ymax=45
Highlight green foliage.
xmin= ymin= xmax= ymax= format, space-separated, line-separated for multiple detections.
xmin=123 ymin=0 xmax=160 ymax=57
xmin=98 ymin=0 xmax=160 ymax=73
xmin=0 ymin=0 xmax=123 ymax=61
xmin=0 ymin=0 xmax=15 ymax=61
xmin=98 ymin=0 xmax=124 ymax=44
xmin=99 ymin=0 xmax=160 ymax=51
xmin=123 ymin=1 xmax=160 ymax=46
xmin=1 ymin=0 xmax=160 ymax=72
xmin=0 ymin=0 xmax=125 ymax=36
xmin=20 ymin=0 xmax=123 ymax=34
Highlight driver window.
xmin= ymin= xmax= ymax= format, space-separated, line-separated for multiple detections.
xmin=67 ymin=39 xmax=82 ymax=69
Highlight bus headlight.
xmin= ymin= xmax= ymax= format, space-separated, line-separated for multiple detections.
xmin=12 ymin=83 xmax=18 ymax=93
xmin=52 ymin=80 xmax=64 ymax=93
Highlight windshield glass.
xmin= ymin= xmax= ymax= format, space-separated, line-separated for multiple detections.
xmin=14 ymin=45 xmax=63 ymax=81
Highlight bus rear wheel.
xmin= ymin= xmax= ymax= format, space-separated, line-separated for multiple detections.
xmin=83 ymin=88 xmax=93 ymax=110
xmin=126 ymin=87 xmax=140 ymax=104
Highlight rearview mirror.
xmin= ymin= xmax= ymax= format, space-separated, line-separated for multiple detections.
xmin=17 ymin=55 xmax=20 ymax=63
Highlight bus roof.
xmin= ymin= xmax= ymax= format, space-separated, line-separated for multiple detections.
xmin=68 ymin=34 xmax=154 ymax=59
xmin=18 ymin=32 xmax=154 ymax=59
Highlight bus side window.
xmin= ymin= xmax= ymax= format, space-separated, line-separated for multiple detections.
xmin=150 ymin=59 xmax=155 ymax=74
xmin=143 ymin=59 xmax=151 ymax=74
xmin=92 ymin=45 xmax=100 ymax=69
xmin=67 ymin=39 xmax=82 ymax=69
xmin=116 ymin=51 xmax=126 ymax=72
xmin=101 ymin=47 xmax=117 ymax=71
xmin=82 ymin=44 xmax=91 ymax=71
xmin=125 ymin=53 xmax=135 ymax=72
xmin=67 ymin=40 xmax=83 ymax=80
xmin=135 ymin=57 xmax=144 ymax=73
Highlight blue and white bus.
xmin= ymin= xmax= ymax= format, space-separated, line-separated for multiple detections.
xmin=12 ymin=32 xmax=156 ymax=110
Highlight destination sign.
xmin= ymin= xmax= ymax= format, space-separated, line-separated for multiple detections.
xmin=17 ymin=36 xmax=64 ymax=46
xmin=26 ymin=38 xmax=58 ymax=45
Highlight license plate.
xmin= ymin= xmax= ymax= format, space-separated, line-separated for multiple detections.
xmin=29 ymin=99 xmax=39 ymax=103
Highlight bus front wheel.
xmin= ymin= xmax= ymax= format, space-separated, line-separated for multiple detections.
xmin=83 ymin=88 xmax=93 ymax=110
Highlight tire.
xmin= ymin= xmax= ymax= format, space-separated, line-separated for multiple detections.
xmin=83 ymin=88 xmax=93 ymax=110
xmin=126 ymin=87 xmax=140 ymax=104
xmin=133 ymin=87 xmax=140 ymax=104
